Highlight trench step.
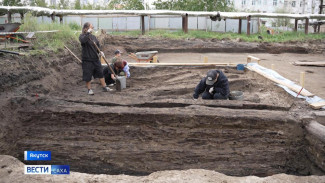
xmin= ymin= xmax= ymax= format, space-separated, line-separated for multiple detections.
xmin=63 ymin=99 xmax=289 ymax=111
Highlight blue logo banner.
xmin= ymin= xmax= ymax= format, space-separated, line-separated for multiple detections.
xmin=51 ymin=165 xmax=70 ymax=174
xmin=24 ymin=151 xmax=51 ymax=161
xmin=24 ymin=165 xmax=70 ymax=175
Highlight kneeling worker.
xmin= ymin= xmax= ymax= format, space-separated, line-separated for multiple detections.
xmin=103 ymin=60 xmax=130 ymax=86
xmin=193 ymin=69 xmax=229 ymax=100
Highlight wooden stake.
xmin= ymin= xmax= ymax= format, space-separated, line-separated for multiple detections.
xmin=247 ymin=57 xmax=251 ymax=63
xmin=204 ymin=56 xmax=208 ymax=63
xmin=300 ymin=71 xmax=305 ymax=88
xmin=152 ymin=56 xmax=158 ymax=63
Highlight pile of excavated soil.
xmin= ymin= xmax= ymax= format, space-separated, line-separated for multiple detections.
xmin=99 ymin=35 xmax=325 ymax=57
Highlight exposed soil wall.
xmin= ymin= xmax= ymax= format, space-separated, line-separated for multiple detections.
xmin=0 ymin=36 xmax=325 ymax=182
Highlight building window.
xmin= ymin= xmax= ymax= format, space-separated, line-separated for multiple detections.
xmin=273 ymin=0 xmax=277 ymax=6
xmin=252 ymin=0 xmax=256 ymax=5
xmin=258 ymin=0 xmax=261 ymax=5
xmin=300 ymin=1 xmax=302 ymax=7
xmin=264 ymin=0 xmax=267 ymax=5
xmin=242 ymin=0 xmax=246 ymax=5
xmin=284 ymin=0 xmax=287 ymax=6
xmin=292 ymin=1 xmax=296 ymax=7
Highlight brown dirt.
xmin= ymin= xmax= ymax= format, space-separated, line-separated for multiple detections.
xmin=0 ymin=35 xmax=325 ymax=182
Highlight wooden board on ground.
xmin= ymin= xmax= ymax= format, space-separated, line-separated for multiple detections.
xmin=310 ymin=101 xmax=325 ymax=109
xmin=247 ymin=65 xmax=314 ymax=97
xmin=128 ymin=63 xmax=237 ymax=66
xmin=292 ymin=61 xmax=325 ymax=67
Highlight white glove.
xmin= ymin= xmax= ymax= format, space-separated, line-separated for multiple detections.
xmin=87 ymin=28 xmax=93 ymax=33
xmin=209 ymin=87 xmax=214 ymax=94
xmin=100 ymin=51 xmax=105 ymax=58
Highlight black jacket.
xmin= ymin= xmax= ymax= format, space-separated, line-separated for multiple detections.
xmin=193 ymin=70 xmax=230 ymax=99
xmin=103 ymin=64 xmax=122 ymax=77
xmin=79 ymin=33 xmax=100 ymax=62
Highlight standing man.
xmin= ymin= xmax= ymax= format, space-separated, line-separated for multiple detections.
xmin=111 ymin=50 xmax=122 ymax=64
xmin=79 ymin=22 xmax=112 ymax=95
xmin=193 ymin=69 xmax=229 ymax=100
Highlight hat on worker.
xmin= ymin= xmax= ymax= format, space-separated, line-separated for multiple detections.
xmin=206 ymin=70 xmax=218 ymax=85
xmin=114 ymin=50 xmax=122 ymax=55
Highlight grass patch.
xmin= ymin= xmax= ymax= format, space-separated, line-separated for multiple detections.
xmin=19 ymin=13 xmax=79 ymax=53
xmin=110 ymin=29 xmax=325 ymax=42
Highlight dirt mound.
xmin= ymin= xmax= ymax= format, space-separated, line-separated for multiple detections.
xmin=101 ymin=35 xmax=325 ymax=54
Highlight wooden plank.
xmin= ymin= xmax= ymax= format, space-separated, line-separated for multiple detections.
xmin=306 ymin=121 xmax=325 ymax=143
xmin=292 ymin=61 xmax=325 ymax=67
xmin=310 ymin=101 xmax=325 ymax=109
xmin=128 ymin=63 xmax=237 ymax=66
xmin=247 ymin=65 xmax=314 ymax=97
xmin=247 ymin=55 xmax=260 ymax=64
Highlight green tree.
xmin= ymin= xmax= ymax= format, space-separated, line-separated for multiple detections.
xmin=29 ymin=0 xmax=47 ymax=7
xmin=154 ymin=0 xmax=234 ymax=12
xmin=3 ymin=0 xmax=23 ymax=6
xmin=58 ymin=0 xmax=70 ymax=9
xmin=107 ymin=0 xmax=144 ymax=10
xmin=82 ymin=3 xmax=94 ymax=10
xmin=274 ymin=8 xmax=292 ymax=28
xmin=74 ymin=0 xmax=81 ymax=10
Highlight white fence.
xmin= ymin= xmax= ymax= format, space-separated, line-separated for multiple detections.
xmin=0 ymin=14 xmax=261 ymax=33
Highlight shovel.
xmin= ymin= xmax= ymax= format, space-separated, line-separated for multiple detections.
xmin=88 ymin=39 xmax=122 ymax=91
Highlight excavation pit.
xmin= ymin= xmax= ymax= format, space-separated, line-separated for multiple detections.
xmin=1 ymin=66 xmax=324 ymax=177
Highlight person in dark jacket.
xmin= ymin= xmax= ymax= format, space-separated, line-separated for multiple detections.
xmin=79 ymin=22 xmax=112 ymax=95
xmin=193 ymin=69 xmax=230 ymax=100
xmin=103 ymin=60 xmax=128 ymax=86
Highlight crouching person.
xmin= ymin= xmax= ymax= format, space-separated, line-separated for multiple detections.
xmin=103 ymin=60 xmax=130 ymax=86
xmin=193 ymin=69 xmax=229 ymax=100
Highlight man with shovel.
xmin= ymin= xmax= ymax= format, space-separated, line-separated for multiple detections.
xmin=79 ymin=22 xmax=112 ymax=95
xmin=193 ymin=69 xmax=229 ymax=100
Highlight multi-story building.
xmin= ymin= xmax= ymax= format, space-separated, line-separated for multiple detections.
xmin=232 ymin=0 xmax=321 ymax=14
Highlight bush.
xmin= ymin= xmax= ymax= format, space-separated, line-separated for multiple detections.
xmin=20 ymin=13 xmax=79 ymax=53
xmin=69 ymin=22 xmax=81 ymax=31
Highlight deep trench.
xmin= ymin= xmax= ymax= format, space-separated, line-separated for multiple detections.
xmin=1 ymin=64 xmax=324 ymax=177
xmin=6 ymin=105 xmax=323 ymax=177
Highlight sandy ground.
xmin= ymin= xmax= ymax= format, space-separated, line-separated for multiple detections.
xmin=1 ymin=155 xmax=325 ymax=183
xmin=146 ymin=53 xmax=325 ymax=99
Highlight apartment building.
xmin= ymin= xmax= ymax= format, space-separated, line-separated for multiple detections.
xmin=232 ymin=0 xmax=321 ymax=14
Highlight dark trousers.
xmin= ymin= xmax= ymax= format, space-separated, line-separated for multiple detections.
xmin=104 ymin=74 xmax=115 ymax=85
xmin=202 ymin=91 xmax=228 ymax=100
